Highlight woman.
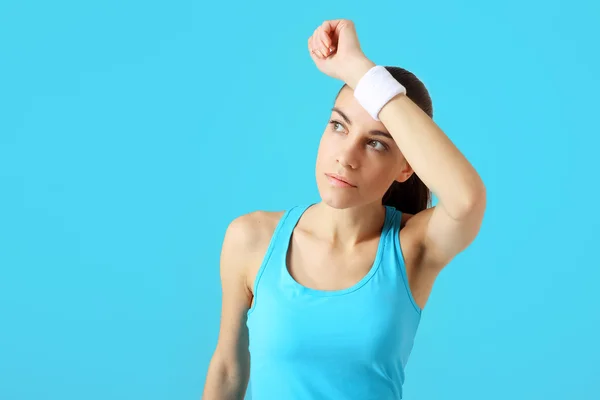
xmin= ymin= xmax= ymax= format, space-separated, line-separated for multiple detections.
xmin=202 ymin=19 xmax=486 ymax=400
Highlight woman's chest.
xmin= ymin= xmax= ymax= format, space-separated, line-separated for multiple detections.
xmin=286 ymin=233 xmax=381 ymax=292
xmin=247 ymin=288 xmax=416 ymax=360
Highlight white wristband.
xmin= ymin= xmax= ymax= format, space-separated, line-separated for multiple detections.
xmin=353 ymin=65 xmax=406 ymax=121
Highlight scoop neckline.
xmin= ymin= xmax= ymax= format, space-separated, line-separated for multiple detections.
xmin=282 ymin=203 xmax=391 ymax=297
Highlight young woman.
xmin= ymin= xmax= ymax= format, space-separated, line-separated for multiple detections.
xmin=202 ymin=19 xmax=486 ymax=400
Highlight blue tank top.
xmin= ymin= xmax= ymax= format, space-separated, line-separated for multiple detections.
xmin=246 ymin=203 xmax=422 ymax=399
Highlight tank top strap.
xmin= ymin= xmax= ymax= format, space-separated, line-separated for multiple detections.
xmin=276 ymin=203 xmax=314 ymax=242
xmin=246 ymin=203 xmax=314 ymax=317
xmin=262 ymin=203 xmax=312 ymax=265
xmin=382 ymin=205 xmax=422 ymax=315
xmin=384 ymin=205 xmax=403 ymax=236
xmin=265 ymin=202 xmax=315 ymax=268
xmin=378 ymin=205 xmax=402 ymax=273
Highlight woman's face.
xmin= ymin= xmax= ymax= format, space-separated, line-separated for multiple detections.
xmin=315 ymin=87 xmax=413 ymax=209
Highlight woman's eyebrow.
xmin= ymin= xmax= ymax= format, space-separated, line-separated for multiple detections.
xmin=370 ymin=130 xmax=393 ymax=140
xmin=332 ymin=108 xmax=352 ymax=125
xmin=332 ymin=107 xmax=393 ymax=139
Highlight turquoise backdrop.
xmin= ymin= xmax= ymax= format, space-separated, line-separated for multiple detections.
xmin=1 ymin=0 xmax=598 ymax=398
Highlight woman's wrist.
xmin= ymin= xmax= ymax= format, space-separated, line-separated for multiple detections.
xmin=342 ymin=57 xmax=377 ymax=89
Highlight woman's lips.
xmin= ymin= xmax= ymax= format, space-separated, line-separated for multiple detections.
xmin=325 ymin=173 xmax=357 ymax=188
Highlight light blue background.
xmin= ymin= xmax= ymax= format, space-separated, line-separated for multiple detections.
xmin=1 ymin=0 xmax=599 ymax=399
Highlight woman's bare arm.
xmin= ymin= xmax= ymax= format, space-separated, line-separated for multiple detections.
xmin=202 ymin=215 xmax=256 ymax=399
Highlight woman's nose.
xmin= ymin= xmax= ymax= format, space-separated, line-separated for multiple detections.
xmin=336 ymin=142 xmax=360 ymax=170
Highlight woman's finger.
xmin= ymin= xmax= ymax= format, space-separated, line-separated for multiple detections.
xmin=311 ymin=30 xmax=322 ymax=58
xmin=323 ymin=30 xmax=335 ymax=55
xmin=308 ymin=36 xmax=315 ymax=58
xmin=322 ymin=19 xmax=344 ymax=36
xmin=319 ymin=24 xmax=332 ymax=55
xmin=310 ymin=33 xmax=318 ymax=58
xmin=312 ymin=31 xmax=326 ymax=58
xmin=317 ymin=27 xmax=332 ymax=57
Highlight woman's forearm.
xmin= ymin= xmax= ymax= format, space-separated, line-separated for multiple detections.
xmin=202 ymin=355 xmax=249 ymax=400
xmin=344 ymin=59 xmax=486 ymax=219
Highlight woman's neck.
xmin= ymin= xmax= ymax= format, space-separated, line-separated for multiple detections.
xmin=304 ymin=201 xmax=387 ymax=248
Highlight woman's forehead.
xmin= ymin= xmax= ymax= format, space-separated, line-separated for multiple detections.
xmin=332 ymin=90 xmax=386 ymax=130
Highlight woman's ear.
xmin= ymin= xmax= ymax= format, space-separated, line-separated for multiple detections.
xmin=395 ymin=161 xmax=414 ymax=183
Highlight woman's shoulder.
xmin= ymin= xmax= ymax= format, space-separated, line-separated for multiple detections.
xmin=224 ymin=209 xmax=287 ymax=293
xmin=225 ymin=208 xmax=286 ymax=252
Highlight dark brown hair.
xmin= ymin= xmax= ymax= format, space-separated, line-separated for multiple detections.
xmin=337 ymin=66 xmax=433 ymax=215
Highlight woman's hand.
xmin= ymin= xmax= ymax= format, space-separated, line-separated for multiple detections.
xmin=307 ymin=19 xmax=376 ymax=89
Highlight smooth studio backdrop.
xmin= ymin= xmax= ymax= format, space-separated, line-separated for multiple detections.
xmin=1 ymin=0 xmax=599 ymax=399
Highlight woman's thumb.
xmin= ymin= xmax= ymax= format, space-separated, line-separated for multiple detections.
xmin=338 ymin=20 xmax=360 ymax=49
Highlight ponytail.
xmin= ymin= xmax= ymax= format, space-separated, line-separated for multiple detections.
xmin=382 ymin=174 xmax=431 ymax=215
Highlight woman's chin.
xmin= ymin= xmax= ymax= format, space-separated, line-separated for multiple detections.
xmin=318 ymin=190 xmax=361 ymax=210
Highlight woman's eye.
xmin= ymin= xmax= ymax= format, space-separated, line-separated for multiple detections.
xmin=368 ymin=140 xmax=386 ymax=151
xmin=330 ymin=120 xmax=344 ymax=132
